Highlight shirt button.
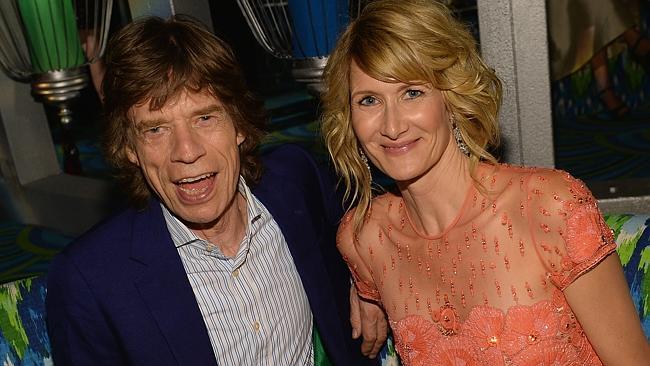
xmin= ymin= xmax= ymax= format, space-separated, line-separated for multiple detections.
xmin=253 ymin=321 xmax=260 ymax=332
xmin=232 ymin=269 xmax=240 ymax=278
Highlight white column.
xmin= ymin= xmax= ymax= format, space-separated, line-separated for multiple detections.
xmin=0 ymin=71 xmax=116 ymax=236
xmin=0 ymin=72 xmax=60 ymax=185
xmin=477 ymin=0 xmax=554 ymax=167
xmin=0 ymin=71 xmax=57 ymax=224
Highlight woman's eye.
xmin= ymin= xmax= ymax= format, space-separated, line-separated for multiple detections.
xmin=405 ymin=89 xmax=423 ymax=99
xmin=359 ymin=96 xmax=377 ymax=106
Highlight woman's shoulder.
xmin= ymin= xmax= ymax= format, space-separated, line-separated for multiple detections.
xmin=487 ymin=163 xmax=586 ymax=197
xmin=367 ymin=191 xmax=405 ymax=224
xmin=477 ymin=164 xmax=597 ymax=226
xmin=338 ymin=192 xmax=400 ymax=238
xmin=482 ymin=162 xmax=561 ymax=180
xmin=515 ymin=165 xmax=594 ymax=208
xmin=371 ymin=190 xmax=401 ymax=208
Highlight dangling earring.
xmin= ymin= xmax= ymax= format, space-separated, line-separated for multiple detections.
xmin=359 ymin=147 xmax=372 ymax=176
xmin=452 ymin=119 xmax=470 ymax=156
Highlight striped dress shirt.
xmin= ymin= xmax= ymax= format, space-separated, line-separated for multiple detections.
xmin=162 ymin=178 xmax=314 ymax=365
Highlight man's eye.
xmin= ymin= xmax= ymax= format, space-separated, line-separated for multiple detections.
xmin=405 ymin=89 xmax=423 ymax=99
xmin=197 ymin=115 xmax=216 ymax=126
xmin=140 ymin=126 xmax=167 ymax=139
xmin=144 ymin=126 xmax=163 ymax=134
xmin=359 ymin=96 xmax=377 ymax=106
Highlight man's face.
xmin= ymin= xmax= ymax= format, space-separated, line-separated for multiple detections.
xmin=126 ymin=90 xmax=245 ymax=228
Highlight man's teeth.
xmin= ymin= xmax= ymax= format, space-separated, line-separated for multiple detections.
xmin=177 ymin=173 xmax=214 ymax=184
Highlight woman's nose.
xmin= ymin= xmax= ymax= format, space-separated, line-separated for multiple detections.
xmin=380 ymin=102 xmax=408 ymax=140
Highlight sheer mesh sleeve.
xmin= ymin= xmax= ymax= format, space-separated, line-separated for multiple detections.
xmin=526 ymin=169 xmax=616 ymax=290
xmin=337 ymin=211 xmax=381 ymax=302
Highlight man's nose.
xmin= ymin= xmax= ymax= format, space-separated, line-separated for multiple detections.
xmin=170 ymin=126 xmax=206 ymax=163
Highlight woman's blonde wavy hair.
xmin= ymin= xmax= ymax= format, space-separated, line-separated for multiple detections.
xmin=321 ymin=0 xmax=503 ymax=232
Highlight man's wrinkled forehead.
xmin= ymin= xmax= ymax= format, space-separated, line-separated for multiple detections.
xmin=127 ymin=88 xmax=220 ymax=124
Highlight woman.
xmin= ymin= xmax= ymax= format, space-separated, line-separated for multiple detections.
xmin=321 ymin=0 xmax=650 ymax=365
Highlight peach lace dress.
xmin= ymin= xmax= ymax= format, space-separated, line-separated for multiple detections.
xmin=338 ymin=164 xmax=617 ymax=366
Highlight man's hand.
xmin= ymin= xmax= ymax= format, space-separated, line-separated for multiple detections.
xmin=350 ymin=285 xmax=388 ymax=359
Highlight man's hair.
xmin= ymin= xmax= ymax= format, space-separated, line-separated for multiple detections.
xmin=321 ymin=0 xmax=502 ymax=231
xmin=102 ymin=14 xmax=266 ymax=208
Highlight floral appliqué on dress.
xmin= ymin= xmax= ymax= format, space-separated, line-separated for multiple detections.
xmin=392 ymin=290 xmax=599 ymax=365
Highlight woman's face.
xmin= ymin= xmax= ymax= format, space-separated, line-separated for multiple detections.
xmin=349 ymin=61 xmax=453 ymax=182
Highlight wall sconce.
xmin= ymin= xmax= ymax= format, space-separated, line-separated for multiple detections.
xmin=236 ymin=0 xmax=362 ymax=94
xmin=0 ymin=0 xmax=113 ymax=174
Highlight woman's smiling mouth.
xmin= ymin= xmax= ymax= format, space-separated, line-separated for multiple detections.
xmin=381 ymin=139 xmax=420 ymax=154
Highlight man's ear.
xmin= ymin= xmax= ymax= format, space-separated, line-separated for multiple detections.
xmin=126 ymin=147 xmax=140 ymax=166
xmin=237 ymin=132 xmax=246 ymax=146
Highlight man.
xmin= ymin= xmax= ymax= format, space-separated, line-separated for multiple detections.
xmin=45 ymin=15 xmax=385 ymax=365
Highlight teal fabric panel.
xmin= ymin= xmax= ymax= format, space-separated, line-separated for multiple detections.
xmin=605 ymin=214 xmax=650 ymax=339
xmin=0 ymin=221 xmax=71 ymax=284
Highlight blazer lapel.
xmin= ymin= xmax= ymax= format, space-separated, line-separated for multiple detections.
xmin=130 ymin=200 xmax=217 ymax=365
